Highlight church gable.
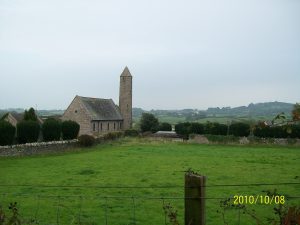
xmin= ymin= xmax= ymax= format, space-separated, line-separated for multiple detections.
xmin=62 ymin=96 xmax=93 ymax=135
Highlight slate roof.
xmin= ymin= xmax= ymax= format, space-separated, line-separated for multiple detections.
xmin=2 ymin=112 xmax=43 ymax=124
xmin=79 ymin=96 xmax=123 ymax=121
xmin=10 ymin=112 xmax=24 ymax=122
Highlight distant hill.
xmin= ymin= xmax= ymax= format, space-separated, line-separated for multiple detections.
xmin=132 ymin=102 xmax=295 ymax=124
xmin=206 ymin=101 xmax=294 ymax=117
xmin=0 ymin=102 xmax=295 ymax=123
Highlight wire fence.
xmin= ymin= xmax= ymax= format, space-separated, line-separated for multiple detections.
xmin=0 ymin=182 xmax=300 ymax=225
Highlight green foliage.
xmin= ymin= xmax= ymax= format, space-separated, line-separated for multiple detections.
xmin=140 ymin=113 xmax=159 ymax=133
xmin=292 ymin=103 xmax=300 ymax=121
xmin=158 ymin=122 xmax=172 ymax=131
xmin=24 ymin=108 xmax=38 ymax=121
xmin=0 ymin=121 xmax=16 ymax=146
xmin=0 ymin=113 xmax=9 ymax=121
xmin=175 ymin=122 xmax=191 ymax=139
xmin=190 ymin=122 xmax=204 ymax=134
xmin=204 ymin=122 xmax=227 ymax=135
xmin=253 ymin=125 xmax=289 ymax=138
xmin=78 ymin=135 xmax=95 ymax=147
xmin=290 ymin=124 xmax=300 ymax=138
xmin=124 ymin=129 xmax=139 ymax=137
xmin=42 ymin=118 xmax=62 ymax=141
xmin=17 ymin=121 xmax=40 ymax=144
xmin=103 ymin=132 xmax=123 ymax=140
xmin=61 ymin=120 xmax=80 ymax=140
xmin=229 ymin=122 xmax=250 ymax=137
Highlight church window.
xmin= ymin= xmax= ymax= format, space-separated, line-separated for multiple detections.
xmin=108 ymin=123 xmax=110 ymax=130
xmin=100 ymin=123 xmax=102 ymax=131
xmin=93 ymin=123 xmax=96 ymax=132
xmin=120 ymin=122 xmax=122 ymax=129
xmin=75 ymin=110 xmax=78 ymax=113
xmin=114 ymin=123 xmax=116 ymax=130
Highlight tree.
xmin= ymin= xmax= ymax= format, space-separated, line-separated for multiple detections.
xmin=292 ymin=103 xmax=300 ymax=121
xmin=61 ymin=120 xmax=80 ymax=140
xmin=190 ymin=122 xmax=204 ymax=134
xmin=17 ymin=120 xmax=40 ymax=143
xmin=229 ymin=122 xmax=250 ymax=137
xmin=0 ymin=121 xmax=16 ymax=146
xmin=175 ymin=122 xmax=191 ymax=139
xmin=24 ymin=108 xmax=38 ymax=121
xmin=42 ymin=118 xmax=62 ymax=141
xmin=158 ymin=122 xmax=172 ymax=131
xmin=140 ymin=113 xmax=159 ymax=133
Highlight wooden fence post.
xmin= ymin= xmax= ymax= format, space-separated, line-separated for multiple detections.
xmin=185 ymin=173 xmax=206 ymax=225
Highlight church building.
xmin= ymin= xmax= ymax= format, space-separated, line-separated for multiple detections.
xmin=61 ymin=67 xmax=132 ymax=136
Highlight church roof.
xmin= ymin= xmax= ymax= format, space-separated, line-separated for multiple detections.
xmin=120 ymin=66 xmax=132 ymax=77
xmin=78 ymin=96 xmax=123 ymax=121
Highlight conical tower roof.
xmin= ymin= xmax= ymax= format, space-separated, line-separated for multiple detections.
xmin=120 ymin=66 xmax=132 ymax=77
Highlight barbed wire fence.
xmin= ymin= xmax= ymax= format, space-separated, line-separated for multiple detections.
xmin=0 ymin=180 xmax=300 ymax=225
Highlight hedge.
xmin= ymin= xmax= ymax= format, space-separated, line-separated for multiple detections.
xmin=124 ymin=129 xmax=139 ymax=137
xmin=253 ymin=125 xmax=293 ymax=138
xmin=204 ymin=122 xmax=227 ymax=135
xmin=61 ymin=120 xmax=80 ymax=140
xmin=229 ymin=122 xmax=250 ymax=137
xmin=17 ymin=121 xmax=40 ymax=144
xmin=0 ymin=121 xmax=16 ymax=146
xmin=78 ymin=135 xmax=95 ymax=147
xmin=190 ymin=122 xmax=204 ymax=134
xmin=42 ymin=119 xmax=62 ymax=141
xmin=158 ymin=122 xmax=172 ymax=131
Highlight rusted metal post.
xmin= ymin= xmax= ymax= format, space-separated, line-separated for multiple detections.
xmin=185 ymin=173 xmax=206 ymax=225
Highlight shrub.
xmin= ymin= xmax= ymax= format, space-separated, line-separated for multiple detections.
xmin=42 ymin=119 xmax=61 ymax=141
xmin=253 ymin=125 xmax=288 ymax=138
xmin=204 ymin=122 xmax=227 ymax=135
xmin=175 ymin=122 xmax=191 ymax=139
xmin=158 ymin=122 xmax=172 ymax=131
xmin=61 ymin=120 xmax=80 ymax=140
xmin=103 ymin=132 xmax=123 ymax=140
xmin=290 ymin=124 xmax=300 ymax=138
xmin=190 ymin=122 xmax=204 ymax=134
xmin=124 ymin=129 xmax=139 ymax=137
xmin=78 ymin=135 xmax=95 ymax=147
xmin=17 ymin=121 xmax=40 ymax=144
xmin=140 ymin=113 xmax=159 ymax=133
xmin=24 ymin=107 xmax=38 ymax=121
xmin=0 ymin=121 xmax=16 ymax=146
xmin=229 ymin=122 xmax=250 ymax=137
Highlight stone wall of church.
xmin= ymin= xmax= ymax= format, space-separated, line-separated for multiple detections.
xmin=61 ymin=96 xmax=93 ymax=135
xmin=91 ymin=121 xmax=123 ymax=136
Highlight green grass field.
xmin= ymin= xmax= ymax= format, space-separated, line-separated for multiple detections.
xmin=0 ymin=138 xmax=299 ymax=225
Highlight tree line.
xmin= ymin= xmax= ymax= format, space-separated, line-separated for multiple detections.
xmin=0 ymin=108 xmax=79 ymax=146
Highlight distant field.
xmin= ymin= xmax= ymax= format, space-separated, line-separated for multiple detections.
xmin=135 ymin=115 xmax=276 ymax=125
xmin=0 ymin=139 xmax=299 ymax=224
xmin=195 ymin=116 xmax=275 ymax=124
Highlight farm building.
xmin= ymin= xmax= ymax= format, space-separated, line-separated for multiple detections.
xmin=61 ymin=67 xmax=132 ymax=136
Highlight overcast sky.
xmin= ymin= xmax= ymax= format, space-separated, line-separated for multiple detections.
xmin=0 ymin=0 xmax=299 ymax=110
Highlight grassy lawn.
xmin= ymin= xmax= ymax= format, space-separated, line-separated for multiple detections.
xmin=0 ymin=138 xmax=299 ymax=224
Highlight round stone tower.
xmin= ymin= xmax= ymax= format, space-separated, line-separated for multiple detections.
xmin=119 ymin=66 xmax=132 ymax=130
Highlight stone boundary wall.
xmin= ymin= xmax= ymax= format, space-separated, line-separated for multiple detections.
xmin=0 ymin=140 xmax=78 ymax=157
xmin=189 ymin=135 xmax=300 ymax=146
